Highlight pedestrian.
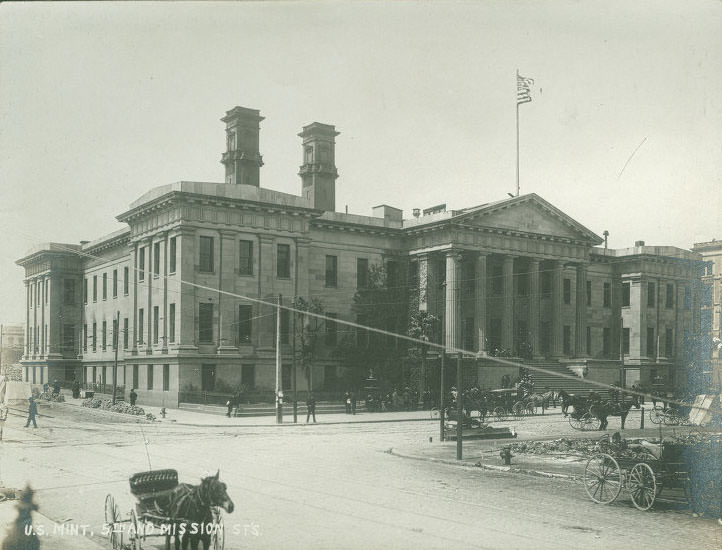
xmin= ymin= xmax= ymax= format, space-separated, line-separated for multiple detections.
xmin=129 ymin=388 xmax=138 ymax=407
xmin=351 ymin=392 xmax=357 ymax=415
xmin=344 ymin=391 xmax=351 ymax=414
xmin=72 ymin=379 xmax=80 ymax=399
xmin=24 ymin=397 xmax=38 ymax=428
xmin=226 ymin=397 xmax=233 ymax=418
xmin=42 ymin=382 xmax=49 ymax=395
xmin=306 ymin=393 xmax=317 ymax=423
xmin=233 ymin=390 xmax=241 ymax=417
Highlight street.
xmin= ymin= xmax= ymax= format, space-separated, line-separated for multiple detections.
xmin=0 ymin=403 xmax=720 ymax=549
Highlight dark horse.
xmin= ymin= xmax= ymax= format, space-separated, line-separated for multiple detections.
xmin=166 ymin=471 xmax=234 ymax=550
xmin=589 ymin=400 xmax=633 ymax=430
xmin=558 ymin=390 xmax=583 ymax=417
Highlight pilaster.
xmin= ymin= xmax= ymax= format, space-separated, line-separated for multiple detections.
xmin=502 ymin=256 xmax=515 ymax=351
xmin=551 ymin=260 xmax=564 ymax=356
xmin=575 ymin=264 xmax=588 ymax=357
xmin=528 ymin=259 xmax=541 ymax=358
xmin=444 ymin=251 xmax=462 ymax=350
xmin=474 ymin=253 xmax=487 ymax=352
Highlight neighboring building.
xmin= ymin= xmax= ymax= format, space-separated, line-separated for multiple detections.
xmin=692 ymin=239 xmax=722 ymax=391
xmin=0 ymin=323 xmax=24 ymax=370
xmin=16 ymin=106 xmax=703 ymax=406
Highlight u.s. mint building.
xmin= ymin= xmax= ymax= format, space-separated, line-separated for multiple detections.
xmin=16 ymin=106 xmax=703 ymax=406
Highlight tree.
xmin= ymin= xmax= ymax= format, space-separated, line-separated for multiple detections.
xmin=407 ymin=308 xmax=439 ymax=395
xmin=291 ymin=296 xmax=325 ymax=390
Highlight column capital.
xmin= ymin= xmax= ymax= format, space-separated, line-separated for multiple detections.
xmin=445 ymin=249 xmax=464 ymax=262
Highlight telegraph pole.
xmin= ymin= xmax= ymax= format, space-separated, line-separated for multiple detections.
xmin=112 ymin=311 xmax=120 ymax=404
xmin=456 ymin=352 xmax=463 ymax=460
xmin=439 ymin=352 xmax=445 ymax=441
xmin=275 ymin=295 xmax=283 ymax=424
xmin=292 ymin=306 xmax=298 ymax=423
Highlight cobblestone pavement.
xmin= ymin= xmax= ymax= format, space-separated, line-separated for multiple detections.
xmin=0 ymin=402 xmax=719 ymax=549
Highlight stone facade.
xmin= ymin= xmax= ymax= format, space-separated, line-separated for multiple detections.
xmin=16 ymin=106 xmax=704 ymax=406
xmin=692 ymin=240 xmax=722 ymax=390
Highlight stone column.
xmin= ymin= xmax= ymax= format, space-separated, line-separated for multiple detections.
xmin=474 ymin=253 xmax=487 ymax=352
xmin=24 ymin=280 xmax=30 ymax=357
xmin=444 ymin=251 xmax=462 ymax=350
xmin=528 ymin=259 xmax=541 ymax=358
xmin=575 ymin=264 xmax=588 ymax=357
xmin=551 ymin=260 xmax=564 ymax=356
xmin=418 ymin=254 xmax=430 ymax=312
xmin=502 ymin=256 xmax=515 ymax=351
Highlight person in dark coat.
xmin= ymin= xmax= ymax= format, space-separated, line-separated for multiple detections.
xmin=72 ymin=379 xmax=80 ymax=399
xmin=351 ymin=392 xmax=357 ymax=415
xmin=129 ymin=388 xmax=138 ymax=406
xmin=344 ymin=392 xmax=351 ymax=414
xmin=306 ymin=393 xmax=317 ymax=423
xmin=24 ymin=397 xmax=38 ymax=428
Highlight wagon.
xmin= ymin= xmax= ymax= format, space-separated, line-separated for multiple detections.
xmin=104 ymin=469 xmax=224 ymax=549
xmin=583 ymin=438 xmax=690 ymax=511
xmin=567 ymin=399 xmax=601 ymax=431
xmin=488 ymin=388 xmax=529 ymax=421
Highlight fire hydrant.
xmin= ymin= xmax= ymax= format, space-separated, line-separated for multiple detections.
xmin=500 ymin=446 xmax=513 ymax=465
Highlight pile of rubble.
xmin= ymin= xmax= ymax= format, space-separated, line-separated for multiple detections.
xmin=37 ymin=392 xmax=65 ymax=402
xmin=509 ymin=438 xmax=600 ymax=456
xmin=82 ymin=397 xmax=156 ymax=421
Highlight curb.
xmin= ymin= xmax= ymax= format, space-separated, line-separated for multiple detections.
xmin=388 ymin=448 xmax=580 ymax=481
xmin=162 ymin=416 xmax=437 ymax=428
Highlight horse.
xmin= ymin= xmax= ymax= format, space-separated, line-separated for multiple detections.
xmin=166 ymin=471 xmax=234 ymax=550
xmin=526 ymin=391 xmax=556 ymax=410
xmin=589 ymin=400 xmax=633 ymax=430
xmin=558 ymin=390 xmax=582 ymax=417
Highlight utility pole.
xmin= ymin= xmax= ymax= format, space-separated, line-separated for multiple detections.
xmin=112 ymin=311 xmax=120 ymax=404
xmin=275 ymin=294 xmax=283 ymax=424
xmin=439 ymin=352 xmax=445 ymax=441
xmin=292 ymin=306 xmax=297 ymax=423
xmin=456 ymin=352 xmax=463 ymax=460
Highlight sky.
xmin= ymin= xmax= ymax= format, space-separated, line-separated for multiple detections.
xmin=1 ymin=0 xmax=721 ymax=324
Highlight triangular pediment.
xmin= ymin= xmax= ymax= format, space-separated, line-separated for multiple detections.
xmin=455 ymin=194 xmax=602 ymax=244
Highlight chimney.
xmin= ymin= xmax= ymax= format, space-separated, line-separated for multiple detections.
xmin=298 ymin=122 xmax=339 ymax=211
xmin=221 ymin=106 xmax=264 ymax=187
xmin=412 ymin=208 xmax=421 ymax=218
xmin=635 ymin=240 xmax=645 ymax=247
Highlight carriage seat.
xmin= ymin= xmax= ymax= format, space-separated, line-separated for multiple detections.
xmin=129 ymin=469 xmax=179 ymax=516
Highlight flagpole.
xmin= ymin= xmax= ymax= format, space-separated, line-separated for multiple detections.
xmin=516 ymin=69 xmax=519 ymax=197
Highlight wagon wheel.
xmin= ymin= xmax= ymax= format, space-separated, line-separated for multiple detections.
xmin=649 ymin=406 xmax=663 ymax=424
xmin=584 ymin=453 xmax=622 ymax=504
xmin=210 ymin=509 xmax=225 ymax=550
xmin=628 ymin=462 xmax=657 ymax=511
xmin=104 ymin=494 xmax=123 ymax=550
xmin=129 ymin=508 xmax=142 ymax=550
xmin=663 ymin=410 xmax=680 ymax=426
xmin=582 ymin=412 xmax=601 ymax=431
xmin=512 ymin=402 xmax=525 ymax=418
xmin=493 ymin=407 xmax=506 ymax=422
xmin=569 ymin=415 xmax=584 ymax=431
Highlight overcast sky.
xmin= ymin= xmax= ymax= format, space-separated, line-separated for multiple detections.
xmin=1 ymin=1 xmax=721 ymax=324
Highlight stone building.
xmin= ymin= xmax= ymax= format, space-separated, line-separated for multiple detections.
xmin=16 ymin=106 xmax=703 ymax=406
xmin=0 ymin=323 xmax=24 ymax=370
xmin=692 ymin=239 xmax=722 ymax=390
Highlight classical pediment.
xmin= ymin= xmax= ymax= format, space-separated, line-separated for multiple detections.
xmin=454 ymin=194 xmax=603 ymax=244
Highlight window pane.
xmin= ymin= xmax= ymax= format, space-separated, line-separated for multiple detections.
xmin=238 ymin=305 xmax=252 ymax=344
xmin=153 ymin=242 xmax=160 ymax=276
xmin=325 ymin=313 xmax=337 ymax=345
xmin=199 ymin=237 xmax=214 ymax=272
xmin=325 ymin=255 xmax=338 ymax=287
xmin=199 ymin=303 xmax=213 ymax=343
xmin=239 ymin=240 xmax=253 ymax=275
xmin=357 ymin=258 xmax=368 ymax=288
xmin=277 ymin=244 xmax=290 ymax=278
xmin=622 ymin=282 xmax=630 ymax=307
xmin=647 ymin=282 xmax=655 ymax=307
xmin=169 ymin=237 xmax=177 ymax=273
xmin=169 ymin=304 xmax=176 ymax=343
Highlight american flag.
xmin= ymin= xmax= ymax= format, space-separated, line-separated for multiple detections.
xmin=517 ymin=73 xmax=534 ymax=105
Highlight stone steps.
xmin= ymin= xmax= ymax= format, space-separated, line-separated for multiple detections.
xmin=525 ymin=361 xmax=595 ymax=396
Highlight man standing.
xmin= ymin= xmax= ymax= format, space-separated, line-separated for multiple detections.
xmin=72 ymin=379 xmax=80 ymax=399
xmin=344 ymin=391 xmax=351 ymax=414
xmin=306 ymin=393 xmax=317 ymax=423
xmin=25 ymin=397 xmax=38 ymax=428
xmin=129 ymin=388 xmax=138 ymax=407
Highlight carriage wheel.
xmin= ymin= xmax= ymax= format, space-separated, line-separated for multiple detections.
xmin=104 ymin=495 xmax=123 ymax=550
xmin=512 ymin=402 xmax=525 ymax=418
xmin=663 ymin=410 xmax=680 ymax=426
xmin=649 ymin=406 xmax=663 ymax=424
xmin=628 ymin=463 xmax=657 ymax=511
xmin=569 ymin=415 xmax=583 ymax=430
xmin=129 ymin=508 xmax=142 ymax=550
xmin=210 ymin=509 xmax=225 ymax=550
xmin=584 ymin=453 xmax=622 ymax=504
xmin=493 ymin=407 xmax=506 ymax=422
xmin=582 ymin=413 xmax=601 ymax=431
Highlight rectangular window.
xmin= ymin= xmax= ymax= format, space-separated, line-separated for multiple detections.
xmin=147 ymin=365 xmax=154 ymax=390
xmin=138 ymin=309 xmax=144 ymax=345
xmin=241 ymin=365 xmax=255 ymax=390
xmin=281 ymin=309 xmax=290 ymax=345
xmin=647 ymin=327 xmax=655 ymax=356
xmin=93 ymin=275 xmax=97 ymax=302
xmin=163 ymin=364 xmax=169 ymax=391
xmin=603 ymin=282 xmax=611 ymax=307
xmin=199 ymin=236 xmax=214 ymax=273
xmin=665 ymin=328 xmax=673 ymax=357
xmin=102 ymin=320 xmax=107 ymax=350
xmin=133 ymin=365 xmax=139 ymax=389
xmin=238 ymin=305 xmax=252 ymax=344
xmin=139 ymin=247 xmax=145 ymax=281
xmin=563 ymin=278 xmax=571 ymax=304
xmin=602 ymin=327 xmax=611 ymax=356
xmin=277 ymin=244 xmax=290 ymax=278
xmin=357 ymin=258 xmax=369 ymax=289
xmin=83 ymin=324 xmax=88 ymax=351
xmin=666 ymin=283 xmax=674 ymax=309
xmin=63 ymin=324 xmax=74 ymax=350
xmin=586 ymin=326 xmax=591 ymax=355
xmin=647 ymin=282 xmax=656 ymax=307
xmin=199 ymin=303 xmax=213 ymax=343
xmin=325 ymin=255 xmax=338 ymax=287
xmin=622 ymin=282 xmax=630 ymax=307
xmin=239 ymin=240 xmax=253 ymax=275
xmin=325 ymin=313 xmax=338 ymax=346
xmin=169 ymin=237 xmax=177 ymax=274
xmin=83 ymin=278 xmax=88 ymax=303
xmin=112 ymin=269 xmax=118 ymax=298
xmin=123 ymin=318 xmax=129 ymax=349
xmin=124 ymin=267 xmax=129 ymax=295
xmin=153 ymin=242 xmax=160 ymax=276
xmin=102 ymin=272 xmax=107 ymax=300
xmin=622 ymin=328 xmax=630 ymax=355
xmin=112 ymin=318 xmax=118 ymax=350
xmin=153 ymin=306 xmax=159 ymax=344
xmin=169 ymin=304 xmax=175 ymax=343
xmin=563 ymin=325 xmax=571 ymax=355
xmin=63 ymin=279 xmax=75 ymax=305
xmin=586 ymin=280 xmax=592 ymax=306
xmin=92 ymin=322 xmax=97 ymax=352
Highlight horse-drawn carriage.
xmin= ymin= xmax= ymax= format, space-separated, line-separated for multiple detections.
xmin=560 ymin=390 xmax=633 ymax=431
xmin=584 ymin=434 xmax=706 ymax=511
xmin=104 ymin=469 xmax=232 ymax=550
